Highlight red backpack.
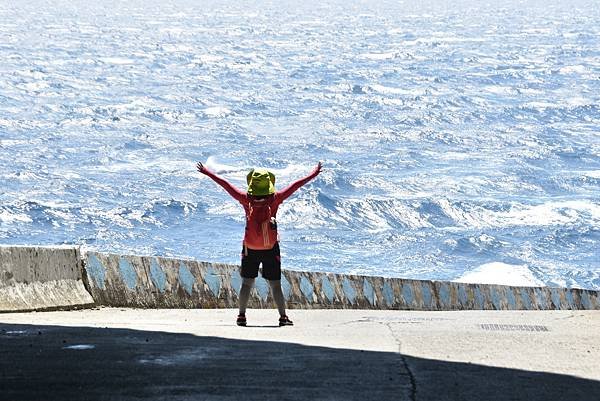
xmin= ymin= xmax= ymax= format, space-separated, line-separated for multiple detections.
xmin=244 ymin=196 xmax=278 ymax=251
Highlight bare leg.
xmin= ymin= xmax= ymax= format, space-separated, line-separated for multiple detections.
xmin=268 ymin=279 xmax=286 ymax=316
xmin=238 ymin=277 xmax=255 ymax=315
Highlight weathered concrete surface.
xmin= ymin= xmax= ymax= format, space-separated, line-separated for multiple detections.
xmin=1 ymin=308 xmax=599 ymax=401
xmin=1 ymin=245 xmax=598 ymax=312
xmin=0 ymin=246 xmax=94 ymax=312
xmin=84 ymin=250 xmax=600 ymax=311
xmin=84 ymin=251 xmax=242 ymax=308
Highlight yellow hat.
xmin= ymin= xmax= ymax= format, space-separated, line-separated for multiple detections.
xmin=246 ymin=168 xmax=276 ymax=196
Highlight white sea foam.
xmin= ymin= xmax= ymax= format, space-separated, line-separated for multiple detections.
xmin=502 ymin=201 xmax=600 ymax=226
xmin=403 ymin=36 xmax=486 ymax=46
xmin=360 ymin=52 xmax=396 ymax=60
xmin=194 ymin=54 xmax=223 ymax=63
xmin=484 ymin=86 xmax=515 ymax=95
xmin=159 ymin=28 xmax=186 ymax=35
xmin=162 ymin=44 xmax=194 ymax=52
xmin=99 ymin=57 xmax=135 ymax=65
xmin=203 ymin=157 xmax=313 ymax=184
xmin=0 ymin=210 xmax=32 ymax=223
xmin=454 ymin=262 xmax=545 ymax=287
xmin=438 ymin=199 xmax=600 ymax=229
xmin=5 ymin=171 xmax=45 ymax=181
xmin=204 ymin=156 xmax=243 ymax=175
xmin=387 ymin=28 xmax=405 ymax=35
xmin=566 ymin=97 xmax=592 ymax=107
xmin=369 ymin=84 xmax=414 ymax=96
xmin=20 ymin=81 xmax=49 ymax=91
xmin=203 ymin=106 xmax=231 ymax=117
xmin=525 ymin=101 xmax=557 ymax=110
xmin=584 ymin=171 xmax=600 ymax=179
xmin=270 ymin=164 xmax=313 ymax=181
xmin=279 ymin=197 xmax=331 ymax=229
xmin=559 ymin=65 xmax=588 ymax=74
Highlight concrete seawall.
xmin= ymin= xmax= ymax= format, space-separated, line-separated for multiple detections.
xmin=84 ymin=250 xmax=599 ymax=311
xmin=0 ymin=245 xmax=94 ymax=312
xmin=1 ymin=246 xmax=599 ymax=312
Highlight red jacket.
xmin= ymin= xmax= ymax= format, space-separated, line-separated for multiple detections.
xmin=202 ymin=167 xmax=320 ymax=250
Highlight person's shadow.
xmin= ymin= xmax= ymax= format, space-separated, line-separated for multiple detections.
xmin=1 ymin=322 xmax=598 ymax=401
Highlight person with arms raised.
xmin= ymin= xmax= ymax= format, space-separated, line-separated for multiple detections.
xmin=196 ymin=161 xmax=322 ymax=326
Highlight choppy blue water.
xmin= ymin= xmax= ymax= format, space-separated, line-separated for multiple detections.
xmin=1 ymin=0 xmax=599 ymax=289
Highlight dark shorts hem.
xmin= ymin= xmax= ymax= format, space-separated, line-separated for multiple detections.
xmin=240 ymin=243 xmax=281 ymax=281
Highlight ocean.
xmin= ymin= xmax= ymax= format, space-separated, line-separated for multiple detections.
xmin=1 ymin=0 xmax=599 ymax=289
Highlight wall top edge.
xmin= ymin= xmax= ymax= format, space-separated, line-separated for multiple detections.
xmin=0 ymin=244 xmax=80 ymax=250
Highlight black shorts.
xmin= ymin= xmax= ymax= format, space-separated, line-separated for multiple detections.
xmin=240 ymin=242 xmax=281 ymax=280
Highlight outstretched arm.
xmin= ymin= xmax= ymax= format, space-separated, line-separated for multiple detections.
xmin=196 ymin=162 xmax=246 ymax=202
xmin=277 ymin=162 xmax=322 ymax=202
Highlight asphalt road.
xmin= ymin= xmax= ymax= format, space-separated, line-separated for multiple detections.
xmin=1 ymin=308 xmax=599 ymax=401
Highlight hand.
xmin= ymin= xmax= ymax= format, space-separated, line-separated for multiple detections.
xmin=196 ymin=162 xmax=206 ymax=174
xmin=313 ymin=161 xmax=322 ymax=175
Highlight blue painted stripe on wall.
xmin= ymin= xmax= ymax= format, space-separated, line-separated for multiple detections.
xmin=506 ymin=288 xmax=517 ymax=309
xmin=255 ymin=278 xmax=269 ymax=301
xmin=402 ymin=283 xmax=414 ymax=306
xmin=204 ymin=266 xmax=220 ymax=297
xmin=490 ymin=287 xmax=502 ymax=310
xmin=457 ymin=285 xmax=468 ymax=307
xmin=534 ymin=288 xmax=548 ymax=309
xmin=421 ymin=283 xmax=432 ymax=308
xmin=281 ymin=274 xmax=291 ymax=299
xmin=85 ymin=254 xmax=106 ymax=290
xmin=178 ymin=262 xmax=195 ymax=295
xmin=118 ymin=257 xmax=137 ymax=290
xmin=520 ymin=288 xmax=532 ymax=309
xmin=300 ymin=276 xmax=314 ymax=299
xmin=383 ymin=281 xmax=394 ymax=306
xmin=363 ymin=279 xmax=375 ymax=306
xmin=565 ymin=290 xmax=575 ymax=309
xmin=474 ymin=287 xmax=485 ymax=309
xmin=230 ymin=271 xmax=242 ymax=296
xmin=550 ymin=288 xmax=562 ymax=310
xmin=581 ymin=291 xmax=593 ymax=309
xmin=149 ymin=258 xmax=167 ymax=293
xmin=322 ymin=276 xmax=335 ymax=302
xmin=438 ymin=282 xmax=450 ymax=308
xmin=343 ymin=278 xmax=356 ymax=304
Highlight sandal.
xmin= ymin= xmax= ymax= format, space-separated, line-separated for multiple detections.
xmin=279 ymin=315 xmax=294 ymax=326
